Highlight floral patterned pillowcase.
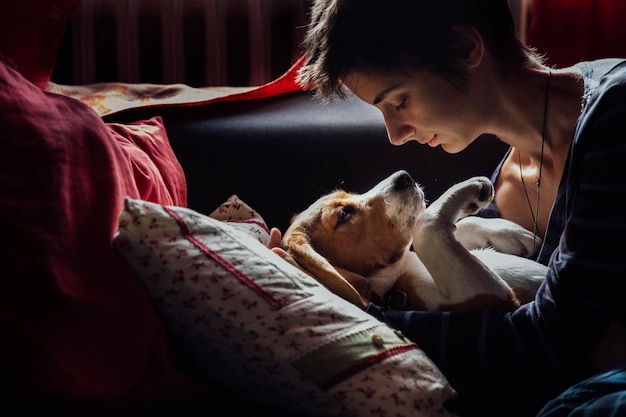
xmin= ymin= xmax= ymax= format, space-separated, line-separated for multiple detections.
xmin=113 ymin=195 xmax=458 ymax=417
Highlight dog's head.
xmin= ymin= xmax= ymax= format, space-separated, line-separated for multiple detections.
xmin=282 ymin=170 xmax=425 ymax=305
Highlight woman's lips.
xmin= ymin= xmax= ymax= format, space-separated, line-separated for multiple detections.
xmin=427 ymin=135 xmax=438 ymax=147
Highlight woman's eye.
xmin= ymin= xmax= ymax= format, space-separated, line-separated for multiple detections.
xmin=336 ymin=206 xmax=355 ymax=226
xmin=395 ymin=98 xmax=407 ymax=111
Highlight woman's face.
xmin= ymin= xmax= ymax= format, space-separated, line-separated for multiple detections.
xmin=343 ymin=69 xmax=483 ymax=154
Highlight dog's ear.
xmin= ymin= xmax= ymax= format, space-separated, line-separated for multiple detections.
xmin=283 ymin=227 xmax=366 ymax=308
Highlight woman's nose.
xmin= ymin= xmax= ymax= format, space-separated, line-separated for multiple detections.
xmin=383 ymin=116 xmax=415 ymax=146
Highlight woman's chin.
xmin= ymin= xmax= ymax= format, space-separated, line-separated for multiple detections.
xmin=440 ymin=143 xmax=466 ymax=154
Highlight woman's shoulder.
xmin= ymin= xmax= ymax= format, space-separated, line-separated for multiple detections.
xmin=574 ymin=58 xmax=626 ymax=80
xmin=575 ymin=59 xmax=626 ymax=106
xmin=568 ymin=59 xmax=626 ymax=171
xmin=572 ymin=59 xmax=626 ymax=134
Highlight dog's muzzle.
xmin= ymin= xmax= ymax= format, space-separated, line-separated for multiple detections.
xmin=391 ymin=170 xmax=416 ymax=191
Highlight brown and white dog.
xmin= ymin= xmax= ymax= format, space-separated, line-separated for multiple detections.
xmin=282 ymin=170 xmax=547 ymax=311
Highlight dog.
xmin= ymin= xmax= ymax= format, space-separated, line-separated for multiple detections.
xmin=282 ymin=170 xmax=547 ymax=311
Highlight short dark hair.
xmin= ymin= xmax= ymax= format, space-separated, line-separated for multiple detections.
xmin=297 ymin=0 xmax=543 ymax=99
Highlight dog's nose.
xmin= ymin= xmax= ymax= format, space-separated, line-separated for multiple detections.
xmin=392 ymin=170 xmax=415 ymax=190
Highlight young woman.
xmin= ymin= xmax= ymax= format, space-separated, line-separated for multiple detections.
xmin=291 ymin=0 xmax=626 ymax=416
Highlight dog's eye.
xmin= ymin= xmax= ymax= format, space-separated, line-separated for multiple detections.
xmin=336 ymin=206 xmax=355 ymax=226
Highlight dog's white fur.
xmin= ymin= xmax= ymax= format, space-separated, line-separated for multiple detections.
xmin=282 ymin=170 xmax=547 ymax=311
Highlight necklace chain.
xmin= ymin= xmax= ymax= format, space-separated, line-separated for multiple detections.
xmin=518 ymin=68 xmax=551 ymax=256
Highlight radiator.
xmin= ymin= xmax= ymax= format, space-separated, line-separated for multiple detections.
xmin=58 ymin=0 xmax=527 ymax=87
xmin=63 ymin=0 xmax=309 ymax=87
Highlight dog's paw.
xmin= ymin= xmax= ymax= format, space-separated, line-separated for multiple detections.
xmin=430 ymin=176 xmax=494 ymax=224
xmin=456 ymin=176 xmax=494 ymax=214
xmin=455 ymin=216 xmax=541 ymax=258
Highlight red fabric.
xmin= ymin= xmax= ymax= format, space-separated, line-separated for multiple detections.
xmin=0 ymin=61 xmax=204 ymax=408
xmin=0 ymin=0 xmax=78 ymax=89
xmin=527 ymin=0 xmax=626 ymax=67
xmin=107 ymin=118 xmax=187 ymax=206
xmin=206 ymin=54 xmax=306 ymax=104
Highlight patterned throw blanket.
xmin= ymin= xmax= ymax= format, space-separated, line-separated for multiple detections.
xmin=48 ymin=55 xmax=306 ymax=117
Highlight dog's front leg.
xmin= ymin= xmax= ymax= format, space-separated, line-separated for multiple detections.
xmin=456 ymin=216 xmax=541 ymax=257
xmin=412 ymin=177 xmax=519 ymax=311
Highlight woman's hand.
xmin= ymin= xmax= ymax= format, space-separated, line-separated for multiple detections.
xmin=266 ymin=227 xmax=284 ymax=251
xmin=267 ymin=227 xmax=307 ymax=271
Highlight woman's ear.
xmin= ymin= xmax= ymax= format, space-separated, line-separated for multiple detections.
xmin=453 ymin=26 xmax=484 ymax=69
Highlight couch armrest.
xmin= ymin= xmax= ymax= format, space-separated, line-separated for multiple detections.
xmin=105 ymin=91 xmax=509 ymax=231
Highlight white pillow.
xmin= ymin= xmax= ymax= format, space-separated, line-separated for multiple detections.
xmin=113 ymin=196 xmax=458 ymax=417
